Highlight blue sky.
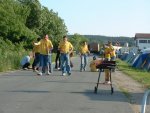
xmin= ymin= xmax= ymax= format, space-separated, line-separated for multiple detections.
xmin=39 ymin=0 xmax=150 ymax=37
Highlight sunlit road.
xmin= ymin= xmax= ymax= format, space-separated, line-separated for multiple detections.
xmin=0 ymin=56 xmax=134 ymax=113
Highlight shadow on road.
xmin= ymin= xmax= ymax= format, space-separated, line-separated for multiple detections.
xmin=6 ymin=88 xmax=146 ymax=105
xmin=70 ymin=89 xmax=145 ymax=105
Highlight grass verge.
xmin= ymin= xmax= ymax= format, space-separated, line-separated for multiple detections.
xmin=117 ymin=59 xmax=150 ymax=88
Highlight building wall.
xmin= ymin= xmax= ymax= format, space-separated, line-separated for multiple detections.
xmin=136 ymin=38 xmax=150 ymax=50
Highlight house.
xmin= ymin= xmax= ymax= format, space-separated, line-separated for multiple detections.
xmin=134 ymin=33 xmax=150 ymax=50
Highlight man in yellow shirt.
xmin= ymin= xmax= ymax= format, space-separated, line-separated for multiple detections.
xmin=108 ymin=41 xmax=116 ymax=61
xmin=103 ymin=44 xmax=111 ymax=84
xmin=34 ymin=34 xmax=53 ymax=76
xmin=103 ymin=44 xmax=111 ymax=61
xmin=58 ymin=36 xmax=73 ymax=76
xmin=79 ymin=41 xmax=90 ymax=71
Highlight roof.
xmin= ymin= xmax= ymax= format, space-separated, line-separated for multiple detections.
xmin=135 ymin=33 xmax=150 ymax=39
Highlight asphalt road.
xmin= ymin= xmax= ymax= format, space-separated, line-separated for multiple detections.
xmin=0 ymin=56 xmax=134 ymax=113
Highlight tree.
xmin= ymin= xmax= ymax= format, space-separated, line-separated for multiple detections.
xmin=0 ymin=0 xmax=37 ymax=44
xmin=0 ymin=0 xmax=68 ymax=49
xmin=69 ymin=33 xmax=88 ymax=51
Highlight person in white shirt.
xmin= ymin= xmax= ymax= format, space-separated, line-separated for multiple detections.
xmin=20 ymin=55 xmax=32 ymax=70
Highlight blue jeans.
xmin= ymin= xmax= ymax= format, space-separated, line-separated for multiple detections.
xmin=40 ymin=54 xmax=49 ymax=67
xmin=39 ymin=54 xmax=49 ymax=73
xmin=48 ymin=54 xmax=53 ymax=73
xmin=80 ymin=54 xmax=87 ymax=71
xmin=60 ymin=53 xmax=71 ymax=74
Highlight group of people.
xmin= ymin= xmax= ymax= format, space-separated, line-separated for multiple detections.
xmin=20 ymin=34 xmax=91 ymax=76
xmin=20 ymin=35 xmax=76 ymax=76
xmin=20 ymin=36 xmax=116 ymax=84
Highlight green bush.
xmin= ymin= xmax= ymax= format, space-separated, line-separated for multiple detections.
xmin=0 ymin=39 xmax=28 ymax=72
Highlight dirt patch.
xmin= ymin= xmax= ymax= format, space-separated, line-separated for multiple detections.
xmin=113 ymin=69 xmax=146 ymax=113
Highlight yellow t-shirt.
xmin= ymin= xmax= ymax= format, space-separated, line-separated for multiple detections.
xmin=33 ymin=45 xmax=40 ymax=53
xmin=79 ymin=45 xmax=89 ymax=54
xmin=35 ymin=39 xmax=53 ymax=55
xmin=104 ymin=47 xmax=111 ymax=59
xmin=109 ymin=45 xmax=116 ymax=57
xmin=58 ymin=41 xmax=73 ymax=53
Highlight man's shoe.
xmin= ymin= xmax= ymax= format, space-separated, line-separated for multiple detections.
xmin=103 ymin=81 xmax=111 ymax=84
xmin=23 ymin=68 xmax=28 ymax=70
xmin=37 ymin=72 xmax=42 ymax=76
xmin=62 ymin=73 xmax=66 ymax=76
xmin=107 ymin=81 xmax=111 ymax=84
xmin=57 ymin=67 xmax=60 ymax=70
xmin=46 ymin=72 xmax=51 ymax=75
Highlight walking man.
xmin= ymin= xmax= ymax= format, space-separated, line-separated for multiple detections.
xmin=34 ymin=34 xmax=53 ymax=75
xmin=79 ymin=41 xmax=90 ymax=72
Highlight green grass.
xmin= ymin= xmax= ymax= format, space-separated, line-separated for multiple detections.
xmin=0 ymin=50 xmax=28 ymax=72
xmin=117 ymin=59 xmax=150 ymax=88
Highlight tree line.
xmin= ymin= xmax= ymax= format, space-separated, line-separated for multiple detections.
xmin=0 ymin=0 xmax=68 ymax=49
xmin=83 ymin=35 xmax=135 ymax=47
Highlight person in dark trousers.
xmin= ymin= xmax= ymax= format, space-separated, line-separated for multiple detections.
xmin=33 ymin=34 xmax=53 ymax=76
xmin=20 ymin=54 xmax=32 ymax=70
xmin=69 ymin=51 xmax=74 ymax=68
xmin=55 ymin=49 xmax=61 ymax=70
xmin=32 ymin=37 xmax=41 ymax=71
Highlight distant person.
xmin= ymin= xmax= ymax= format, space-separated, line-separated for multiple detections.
xmin=20 ymin=54 xmax=32 ymax=70
xmin=69 ymin=51 xmax=74 ymax=68
xmin=108 ymin=41 xmax=116 ymax=61
xmin=118 ymin=49 xmax=122 ymax=58
xmin=90 ymin=56 xmax=102 ymax=72
xmin=34 ymin=34 xmax=53 ymax=75
xmin=48 ymin=40 xmax=53 ymax=74
xmin=108 ymin=41 xmax=116 ymax=72
xmin=55 ymin=49 xmax=61 ymax=70
xmin=58 ymin=36 xmax=73 ymax=76
xmin=103 ymin=44 xmax=111 ymax=61
xmin=103 ymin=44 xmax=111 ymax=84
xmin=79 ymin=41 xmax=90 ymax=72
xmin=32 ymin=37 xmax=41 ymax=71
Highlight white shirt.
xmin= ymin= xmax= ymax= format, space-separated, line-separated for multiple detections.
xmin=20 ymin=56 xmax=30 ymax=66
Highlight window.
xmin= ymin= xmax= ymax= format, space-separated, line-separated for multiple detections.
xmin=139 ymin=40 xmax=147 ymax=43
xmin=148 ymin=40 xmax=150 ymax=43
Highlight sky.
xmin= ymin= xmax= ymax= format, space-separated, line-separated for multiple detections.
xmin=39 ymin=0 xmax=150 ymax=37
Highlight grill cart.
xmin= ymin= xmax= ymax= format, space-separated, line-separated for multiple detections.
xmin=94 ymin=61 xmax=116 ymax=94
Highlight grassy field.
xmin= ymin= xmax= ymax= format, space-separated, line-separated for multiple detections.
xmin=117 ymin=59 xmax=150 ymax=88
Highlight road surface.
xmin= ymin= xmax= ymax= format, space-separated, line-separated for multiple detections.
xmin=0 ymin=56 xmax=134 ymax=113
